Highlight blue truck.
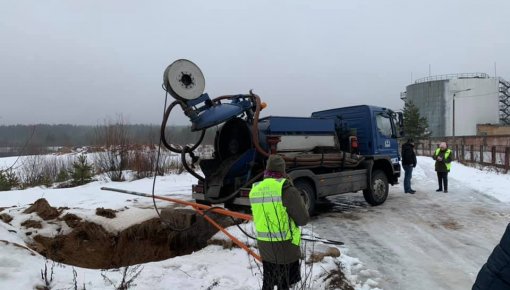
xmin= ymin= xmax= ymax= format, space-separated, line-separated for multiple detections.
xmin=161 ymin=60 xmax=402 ymax=215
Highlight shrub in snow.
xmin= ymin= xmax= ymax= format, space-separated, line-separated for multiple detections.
xmin=0 ymin=168 xmax=20 ymax=191
xmin=69 ymin=155 xmax=94 ymax=186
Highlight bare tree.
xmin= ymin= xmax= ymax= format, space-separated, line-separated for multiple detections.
xmin=94 ymin=116 xmax=132 ymax=181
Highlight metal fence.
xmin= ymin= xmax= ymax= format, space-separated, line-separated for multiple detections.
xmin=414 ymin=135 xmax=510 ymax=173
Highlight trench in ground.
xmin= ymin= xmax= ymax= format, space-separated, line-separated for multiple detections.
xmin=25 ymin=199 xmax=235 ymax=269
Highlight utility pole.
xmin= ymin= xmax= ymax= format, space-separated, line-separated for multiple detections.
xmin=451 ymin=88 xmax=472 ymax=139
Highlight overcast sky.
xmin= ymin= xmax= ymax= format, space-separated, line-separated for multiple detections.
xmin=1 ymin=0 xmax=509 ymax=125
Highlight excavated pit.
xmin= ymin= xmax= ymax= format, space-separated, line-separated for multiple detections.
xmin=25 ymin=199 xmax=235 ymax=269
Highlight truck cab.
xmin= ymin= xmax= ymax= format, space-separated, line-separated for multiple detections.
xmin=311 ymin=105 xmax=401 ymax=183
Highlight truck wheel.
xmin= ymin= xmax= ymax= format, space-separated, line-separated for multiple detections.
xmin=363 ymin=169 xmax=388 ymax=206
xmin=294 ymin=180 xmax=316 ymax=216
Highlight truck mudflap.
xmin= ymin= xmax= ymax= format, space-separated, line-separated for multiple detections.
xmin=392 ymin=162 xmax=401 ymax=183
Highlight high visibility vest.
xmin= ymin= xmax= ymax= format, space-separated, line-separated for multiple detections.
xmin=249 ymin=178 xmax=301 ymax=246
xmin=435 ymin=148 xmax=452 ymax=171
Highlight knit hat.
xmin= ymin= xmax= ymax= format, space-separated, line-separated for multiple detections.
xmin=266 ymin=155 xmax=286 ymax=173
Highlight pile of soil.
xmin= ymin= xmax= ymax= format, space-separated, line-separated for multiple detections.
xmin=23 ymin=198 xmax=60 ymax=220
xmin=21 ymin=219 xmax=42 ymax=229
xmin=96 ymin=208 xmax=116 ymax=218
xmin=61 ymin=213 xmax=82 ymax=228
xmin=30 ymin=208 xmax=235 ymax=269
xmin=324 ymin=266 xmax=355 ymax=290
xmin=0 ymin=213 xmax=13 ymax=224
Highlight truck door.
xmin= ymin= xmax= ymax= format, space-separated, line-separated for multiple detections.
xmin=374 ymin=112 xmax=398 ymax=160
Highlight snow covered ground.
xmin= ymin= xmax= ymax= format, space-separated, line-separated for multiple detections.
xmin=1 ymin=156 xmax=509 ymax=289
xmin=0 ymin=159 xmax=370 ymax=289
xmin=312 ymin=156 xmax=510 ymax=290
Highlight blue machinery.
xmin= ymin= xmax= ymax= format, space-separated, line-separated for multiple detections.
xmin=160 ymin=59 xmax=351 ymax=161
xmin=160 ymin=60 xmax=393 ymax=203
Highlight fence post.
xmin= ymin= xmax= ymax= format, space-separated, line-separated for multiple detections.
xmin=491 ymin=146 xmax=496 ymax=165
xmin=506 ymin=147 xmax=510 ymax=173
xmin=461 ymin=144 xmax=465 ymax=163
xmin=470 ymin=145 xmax=474 ymax=162
xmin=480 ymin=145 xmax=484 ymax=164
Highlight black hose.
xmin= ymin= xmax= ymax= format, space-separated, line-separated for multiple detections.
xmin=181 ymin=146 xmax=205 ymax=182
xmin=160 ymin=100 xmax=206 ymax=153
xmin=153 ymin=92 xmax=195 ymax=232
xmin=301 ymin=235 xmax=344 ymax=246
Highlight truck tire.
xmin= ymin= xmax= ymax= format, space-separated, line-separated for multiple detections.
xmin=363 ymin=169 xmax=388 ymax=206
xmin=294 ymin=180 xmax=316 ymax=216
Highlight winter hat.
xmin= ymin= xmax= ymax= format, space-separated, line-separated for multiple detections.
xmin=439 ymin=142 xmax=447 ymax=149
xmin=266 ymin=155 xmax=286 ymax=173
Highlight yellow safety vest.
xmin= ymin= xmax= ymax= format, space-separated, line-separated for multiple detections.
xmin=435 ymin=148 xmax=452 ymax=171
xmin=249 ymin=178 xmax=301 ymax=246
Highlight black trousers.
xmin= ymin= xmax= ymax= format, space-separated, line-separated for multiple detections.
xmin=437 ymin=172 xmax=448 ymax=191
xmin=262 ymin=260 xmax=301 ymax=290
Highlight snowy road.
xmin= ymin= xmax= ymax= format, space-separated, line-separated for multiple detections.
xmin=310 ymin=157 xmax=510 ymax=290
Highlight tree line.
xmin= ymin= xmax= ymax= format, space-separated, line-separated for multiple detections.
xmin=0 ymin=124 xmax=214 ymax=155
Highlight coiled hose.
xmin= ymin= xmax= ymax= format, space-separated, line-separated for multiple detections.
xmin=160 ymin=100 xmax=205 ymax=182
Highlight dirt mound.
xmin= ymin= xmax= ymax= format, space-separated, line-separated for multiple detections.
xmin=21 ymin=219 xmax=42 ymax=229
xmin=61 ymin=213 xmax=82 ymax=228
xmin=0 ymin=213 xmax=13 ymax=224
xmin=96 ymin=207 xmax=116 ymax=218
xmin=23 ymin=198 xmax=60 ymax=220
xmin=30 ymin=209 xmax=235 ymax=269
xmin=307 ymin=246 xmax=341 ymax=264
xmin=324 ymin=264 xmax=355 ymax=290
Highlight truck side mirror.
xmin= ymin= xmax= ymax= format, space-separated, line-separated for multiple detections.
xmin=396 ymin=112 xmax=404 ymax=137
xmin=397 ymin=112 xmax=404 ymax=127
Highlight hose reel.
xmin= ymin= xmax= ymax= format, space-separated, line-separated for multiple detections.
xmin=162 ymin=59 xmax=253 ymax=132
xmin=163 ymin=59 xmax=206 ymax=101
xmin=160 ymin=60 xmax=258 ymax=182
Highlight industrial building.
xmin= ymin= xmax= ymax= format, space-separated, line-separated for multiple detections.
xmin=400 ymin=73 xmax=510 ymax=137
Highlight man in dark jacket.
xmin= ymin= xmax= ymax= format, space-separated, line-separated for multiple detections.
xmin=401 ymin=138 xmax=417 ymax=194
xmin=472 ymin=223 xmax=510 ymax=290
xmin=249 ymin=154 xmax=310 ymax=290
xmin=433 ymin=142 xmax=452 ymax=193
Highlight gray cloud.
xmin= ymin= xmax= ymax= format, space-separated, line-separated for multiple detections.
xmin=1 ymin=0 xmax=509 ymax=125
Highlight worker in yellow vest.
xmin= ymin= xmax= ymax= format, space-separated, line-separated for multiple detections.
xmin=433 ymin=142 xmax=452 ymax=193
xmin=249 ymin=155 xmax=309 ymax=290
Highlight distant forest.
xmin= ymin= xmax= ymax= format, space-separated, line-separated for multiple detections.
xmin=0 ymin=124 xmax=214 ymax=154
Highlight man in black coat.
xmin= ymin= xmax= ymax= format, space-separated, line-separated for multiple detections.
xmin=401 ymin=138 xmax=417 ymax=194
xmin=472 ymin=223 xmax=510 ymax=290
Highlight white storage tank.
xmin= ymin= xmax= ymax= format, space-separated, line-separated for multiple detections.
xmin=401 ymin=73 xmax=504 ymax=137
